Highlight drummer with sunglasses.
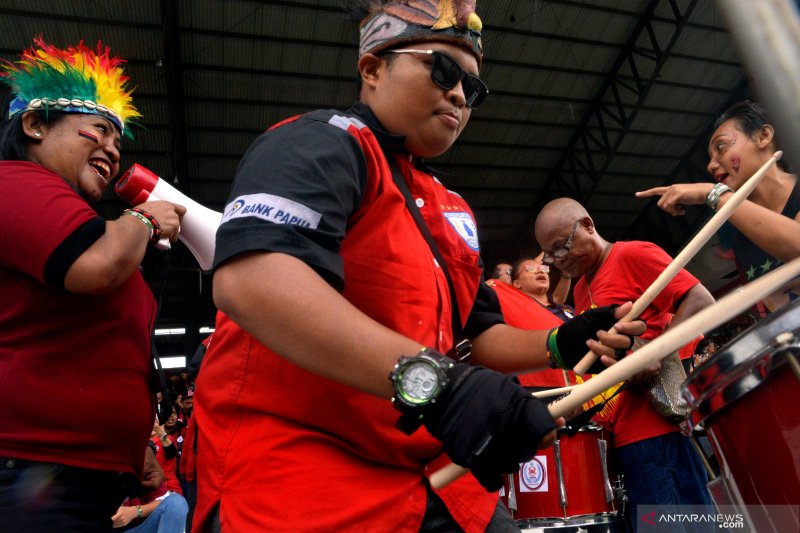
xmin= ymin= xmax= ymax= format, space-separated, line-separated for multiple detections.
xmin=193 ymin=1 xmax=645 ymax=531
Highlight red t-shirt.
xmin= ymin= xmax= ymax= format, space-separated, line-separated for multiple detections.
xmin=0 ymin=161 xmax=155 ymax=476
xmin=151 ymin=437 xmax=183 ymax=494
xmin=572 ymin=241 xmax=698 ymax=447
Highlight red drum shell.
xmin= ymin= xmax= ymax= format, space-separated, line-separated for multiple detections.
xmin=505 ymin=426 xmax=618 ymax=523
xmin=682 ymin=299 xmax=800 ymax=531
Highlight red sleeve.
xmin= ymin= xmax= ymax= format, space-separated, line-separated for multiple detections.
xmin=0 ymin=161 xmax=99 ymax=282
xmin=617 ymin=242 xmax=699 ymax=317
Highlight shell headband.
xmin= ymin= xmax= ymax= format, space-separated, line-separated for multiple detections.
xmin=1 ymin=37 xmax=140 ymax=137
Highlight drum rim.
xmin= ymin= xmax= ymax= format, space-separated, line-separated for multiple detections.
xmin=681 ymin=300 xmax=800 ymax=428
xmin=689 ymin=301 xmax=798 ymax=377
xmin=515 ymin=512 xmax=622 ymax=528
xmin=682 ymin=341 xmax=797 ymax=428
xmin=556 ymin=422 xmax=604 ymax=436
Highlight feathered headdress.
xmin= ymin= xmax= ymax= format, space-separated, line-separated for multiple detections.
xmin=359 ymin=0 xmax=483 ymax=63
xmin=1 ymin=37 xmax=140 ymax=137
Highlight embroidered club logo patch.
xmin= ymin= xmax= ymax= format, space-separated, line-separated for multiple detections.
xmin=443 ymin=212 xmax=479 ymax=251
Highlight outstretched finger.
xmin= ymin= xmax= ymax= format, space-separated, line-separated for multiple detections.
xmin=635 ymin=187 xmax=667 ymax=198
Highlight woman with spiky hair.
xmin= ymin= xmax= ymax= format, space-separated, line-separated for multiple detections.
xmin=0 ymin=38 xmax=184 ymax=531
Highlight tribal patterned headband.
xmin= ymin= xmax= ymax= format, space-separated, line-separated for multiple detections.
xmin=359 ymin=0 xmax=483 ymax=63
xmin=1 ymin=37 xmax=140 ymax=137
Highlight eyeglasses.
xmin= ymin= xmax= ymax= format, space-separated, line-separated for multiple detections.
xmin=384 ymin=49 xmax=489 ymax=109
xmin=542 ymin=220 xmax=581 ymax=265
xmin=523 ymin=264 xmax=549 ymax=274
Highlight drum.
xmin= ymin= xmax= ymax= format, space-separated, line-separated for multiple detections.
xmin=681 ymin=299 xmax=800 ymax=532
xmin=503 ymin=425 xmax=626 ymax=532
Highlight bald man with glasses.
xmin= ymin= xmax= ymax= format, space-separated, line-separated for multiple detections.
xmin=535 ymin=197 xmax=715 ymax=531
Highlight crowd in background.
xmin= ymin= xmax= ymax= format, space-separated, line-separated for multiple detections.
xmin=2 ymin=1 xmax=799 ymax=531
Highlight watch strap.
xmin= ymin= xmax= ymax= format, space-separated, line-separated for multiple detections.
xmin=395 ymin=410 xmax=424 ymax=435
xmin=391 ymin=351 xmax=476 ymax=435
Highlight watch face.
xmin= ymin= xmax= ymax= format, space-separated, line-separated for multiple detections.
xmin=401 ymin=362 xmax=439 ymax=404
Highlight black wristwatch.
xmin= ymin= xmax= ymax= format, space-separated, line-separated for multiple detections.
xmin=389 ymin=348 xmax=455 ymax=434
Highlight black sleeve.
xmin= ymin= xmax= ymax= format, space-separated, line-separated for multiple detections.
xmin=187 ymin=341 xmax=206 ymax=381
xmin=162 ymin=440 xmax=177 ymax=459
xmin=464 ymin=280 xmax=506 ymax=338
xmin=213 ymin=114 xmax=369 ymax=290
xmin=43 ymin=217 xmax=105 ymax=289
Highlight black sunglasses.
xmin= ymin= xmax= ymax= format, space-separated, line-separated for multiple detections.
xmin=384 ymin=49 xmax=489 ymax=109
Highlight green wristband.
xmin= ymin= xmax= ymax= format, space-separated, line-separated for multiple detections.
xmin=122 ymin=209 xmax=155 ymax=240
xmin=546 ymin=327 xmax=567 ymax=369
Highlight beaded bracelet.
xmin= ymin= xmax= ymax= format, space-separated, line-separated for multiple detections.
xmin=122 ymin=208 xmax=162 ymax=242
xmin=122 ymin=209 xmax=154 ymax=240
xmin=129 ymin=208 xmax=162 ymax=239
xmin=130 ymin=207 xmax=162 ymax=242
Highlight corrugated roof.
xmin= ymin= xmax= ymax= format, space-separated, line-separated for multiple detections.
xmin=0 ymin=0 xmax=756 ymax=343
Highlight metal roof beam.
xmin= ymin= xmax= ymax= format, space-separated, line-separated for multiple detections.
xmin=160 ymin=0 xmax=190 ymax=191
xmin=529 ymin=0 xmax=700 ymax=212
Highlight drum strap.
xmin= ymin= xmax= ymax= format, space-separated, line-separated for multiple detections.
xmin=389 ymin=157 xmax=471 ymax=361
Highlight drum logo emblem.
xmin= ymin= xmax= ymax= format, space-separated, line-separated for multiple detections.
xmin=520 ymin=456 xmax=548 ymax=492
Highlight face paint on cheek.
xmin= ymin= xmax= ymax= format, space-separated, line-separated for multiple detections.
xmin=78 ymin=130 xmax=99 ymax=144
xmin=730 ymin=154 xmax=741 ymax=173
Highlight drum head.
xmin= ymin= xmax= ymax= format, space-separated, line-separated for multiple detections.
xmin=681 ymin=299 xmax=800 ymax=428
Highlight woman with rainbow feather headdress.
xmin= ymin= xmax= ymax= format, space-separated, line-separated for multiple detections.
xmin=0 ymin=37 xmax=185 ymax=531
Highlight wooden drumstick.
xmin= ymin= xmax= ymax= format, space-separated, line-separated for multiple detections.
xmin=571 ymin=150 xmax=783 ymax=374
xmin=429 ymin=255 xmax=800 ymax=490
xmin=531 ymin=385 xmax=577 ymax=398
xmin=428 ymin=388 xmax=594 ymax=486
xmin=552 ymin=255 xmax=800 ymax=415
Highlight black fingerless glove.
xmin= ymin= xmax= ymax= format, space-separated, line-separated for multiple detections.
xmin=546 ymin=304 xmax=624 ymax=374
xmin=421 ymin=365 xmax=556 ymax=492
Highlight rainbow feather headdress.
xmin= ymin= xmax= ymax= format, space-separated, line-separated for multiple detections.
xmin=1 ymin=37 xmax=140 ymax=136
